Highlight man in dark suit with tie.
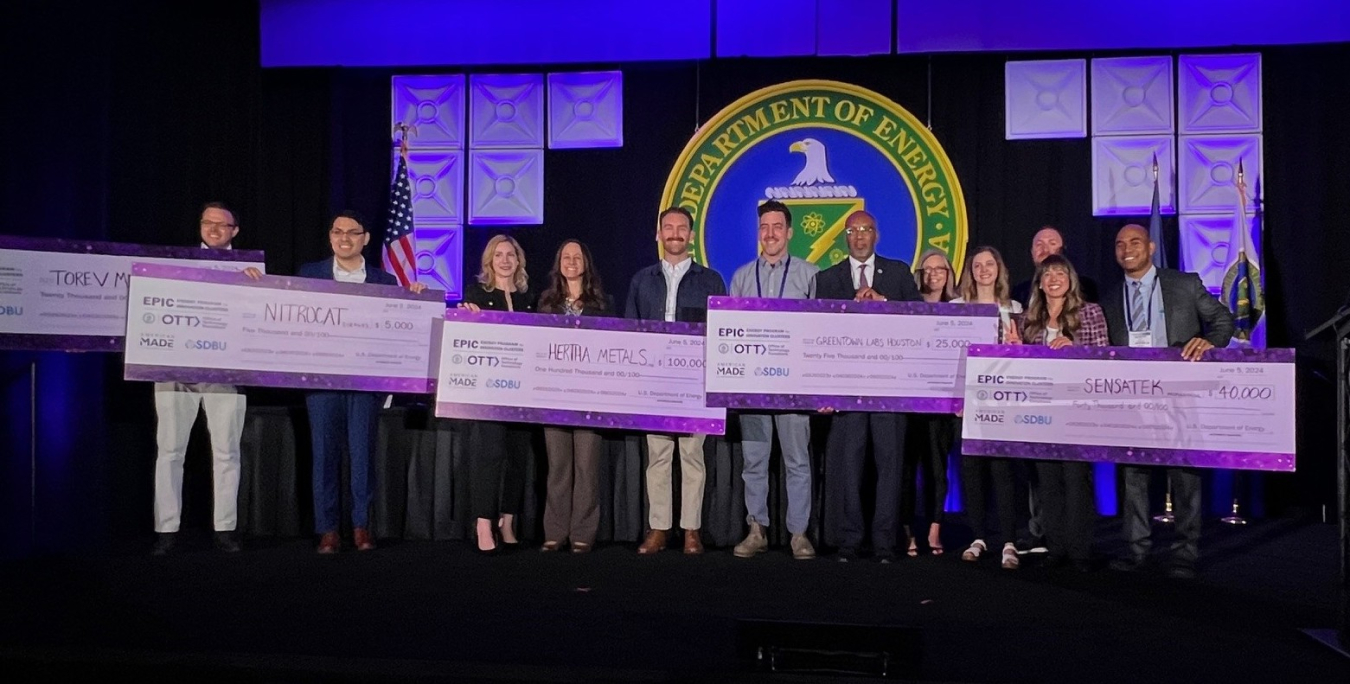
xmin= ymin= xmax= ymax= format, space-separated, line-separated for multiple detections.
xmin=814 ymin=210 xmax=922 ymax=562
xmin=1102 ymin=223 xmax=1234 ymax=579
xmin=249 ymin=210 xmax=425 ymax=554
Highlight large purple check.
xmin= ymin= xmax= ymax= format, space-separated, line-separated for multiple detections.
xmin=704 ymin=297 xmax=1000 ymax=412
xmin=123 ymin=263 xmax=445 ymax=392
xmin=435 ymin=310 xmax=726 ymax=434
xmin=961 ymin=345 xmax=1297 ymax=471
xmin=0 ymin=236 xmax=265 ymax=351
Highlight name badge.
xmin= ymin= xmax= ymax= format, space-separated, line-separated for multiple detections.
xmin=1128 ymin=331 xmax=1153 ymax=348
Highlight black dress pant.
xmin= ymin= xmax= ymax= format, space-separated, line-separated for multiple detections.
xmin=901 ymin=415 xmax=952 ymax=526
xmin=1122 ymin=465 xmax=1201 ymax=568
xmin=468 ymin=420 xmax=529 ymax=520
xmin=828 ymin=411 xmax=907 ymax=553
xmin=961 ymin=455 xmax=1016 ymax=545
xmin=1034 ymin=460 xmax=1095 ymax=561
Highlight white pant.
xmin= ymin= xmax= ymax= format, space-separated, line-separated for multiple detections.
xmin=645 ymin=433 xmax=706 ymax=530
xmin=153 ymin=387 xmax=246 ymax=533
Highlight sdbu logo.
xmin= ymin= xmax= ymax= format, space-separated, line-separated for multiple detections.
xmin=487 ymin=379 xmax=520 ymax=390
xmin=0 ymin=306 xmax=22 ymax=315
xmin=185 ymin=339 xmax=227 ymax=351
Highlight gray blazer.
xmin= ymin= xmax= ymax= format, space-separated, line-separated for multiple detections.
xmin=1101 ymin=267 xmax=1236 ymax=348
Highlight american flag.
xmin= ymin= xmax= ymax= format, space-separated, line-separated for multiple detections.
xmin=382 ymin=152 xmax=417 ymax=287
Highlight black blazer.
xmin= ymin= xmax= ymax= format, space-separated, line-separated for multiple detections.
xmin=297 ymin=258 xmax=399 ymax=286
xmin=461 ymin=283 xmax=537 ymax=313
xmin=1100 ymin=267 xmax=1235 ymax=348
xmin=815 ymin=255 xmax=922 ymax=302
xmin=624 ymin=260 xmax=727 ymax=322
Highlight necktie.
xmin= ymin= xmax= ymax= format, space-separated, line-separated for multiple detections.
xmin=858 ymin=263 xmax=870 ymax=290
xmin=1130 ymin=280 xmax=1148 ymax=332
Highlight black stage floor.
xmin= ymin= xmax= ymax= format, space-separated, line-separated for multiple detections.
xmin=1 ymin=517 xmax=1345 ymax=683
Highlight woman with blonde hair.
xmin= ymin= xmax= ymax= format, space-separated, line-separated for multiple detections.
xmin=901 ymin=249 xmax=958 ymax=557
xmin=952 ymin=246 xmax=1024 ymax=569
xmin=1019 ymin=253 xmax=1107 ymax=571
xmin=458 ymin=234 xmax=537 ymax=554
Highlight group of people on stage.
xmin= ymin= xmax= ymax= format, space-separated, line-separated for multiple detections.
xmin=152 ymin=199 xmax=1235 ymax=579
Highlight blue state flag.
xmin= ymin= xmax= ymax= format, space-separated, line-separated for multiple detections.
xmin=1148 ymin=168 xmax=1167 ymax=269
xmin=1220 ymin=178 xmax=1264 ymax=343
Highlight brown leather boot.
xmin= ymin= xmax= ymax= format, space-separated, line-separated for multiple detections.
xmin=683 ymin=529 xmax=704 ymax=555
xmin=316 ymin=531 xmax=340 ymax=554
xmin=353 ymin=527 xmax=376 ymax=552
xmin=637 ymin=529 xmax=668 ymax=554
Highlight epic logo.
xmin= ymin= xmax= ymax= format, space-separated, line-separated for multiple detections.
xmin=467 ymin=355 xmax=500 ymax=367
xmin=718 ymin=328 xmax=746 ymax=337
xmin=452 ymin=339 xmax=479 ymax=349
xmin=142 ymin=297 xmax=174 ymax=307
xmin=977 ymin=375 xmax=1004 ymax=384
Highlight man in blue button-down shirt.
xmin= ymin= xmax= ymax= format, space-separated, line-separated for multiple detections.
xmin=727 ymin=201 xmax=820 ymax=560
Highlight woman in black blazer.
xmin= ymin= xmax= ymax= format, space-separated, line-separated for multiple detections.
xmin=458 ymin=234 xmax=536 ymax=553
xmin=536 ymin=240 xmax=613 ymax=552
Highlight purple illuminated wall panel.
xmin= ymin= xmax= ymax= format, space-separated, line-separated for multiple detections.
xmin=262 ymin=0 xmax=714 ymax=67
xmin=548 ymin=71 xmax=623 ymax=149
xmin=405 ymin=148 xmax=464 ymax=223
xmin=817 ymin=0 xmax=892 ymax=56
xmin=1178 ymin=134 xmax=1263 ymax=214
xmin=1179 ymin=214 xmax=1243 ymax=293
xmin=1092 ymin=136 xmax=1175 ymax=216
xmin=468 ymin=150 xmax=544 ymax=225
xmin=413 ymin=223 xmax=463 ymax=299
xmin=1091 ymin=56 xmax=1173 ymax=136
xmin=391 ymin=75 xmax=465 ymax=148
xmin=1005 ymin=59 xmax=1087 ymax=140
xmin=1179 ymin=53 xmax=1262 ymax=134
xmin=470 ymin=74 xmax=544 ymax=149
xmin=896 ymin=0 xmax=1350 ymax=53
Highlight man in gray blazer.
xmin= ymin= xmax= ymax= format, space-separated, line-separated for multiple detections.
xmin=1101 ymin=224 xmax=1235 ymax=579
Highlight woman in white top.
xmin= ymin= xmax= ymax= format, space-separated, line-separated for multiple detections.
xmin=903 ymin=249 xmax=959 ymax=557
xmin=952 ymin=246 xmax=1024 ymax=569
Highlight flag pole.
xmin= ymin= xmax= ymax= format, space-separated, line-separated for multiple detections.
xmin=1224 ymin=158 xmax=1252 ymax=525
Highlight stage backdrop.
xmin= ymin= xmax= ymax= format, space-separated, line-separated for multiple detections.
xmin=3 ymin=1 xmax=1347 ymax=554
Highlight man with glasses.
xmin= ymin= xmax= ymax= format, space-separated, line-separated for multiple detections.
xmin=152 ymin=202 xmax=248 ymax=555
xmin=248 ymin=210 xmax=425 ymax=553
xmin=813 ymin=210 xmax=921 ymax=562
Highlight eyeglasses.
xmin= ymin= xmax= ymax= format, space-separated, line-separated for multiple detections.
xmin=845 ymin=225 xmax=876 ymax=235
xmin=919 ymin=267 xmax=950 ymax=275
xmin=330 ymin=229 xmax=366 ymax=238
xmin=200 ymin=220 xmax=236 ymax=229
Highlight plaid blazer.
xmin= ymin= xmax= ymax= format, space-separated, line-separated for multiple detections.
xmin=1025 ymin=302 xmax=1109 ymax=347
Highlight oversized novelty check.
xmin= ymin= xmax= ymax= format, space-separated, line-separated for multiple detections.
xmin=704 ymin=297 xmax=1000 ymax=412
xmin=124 ymin=263 xmax=444 ymax=392
xmin=435 ymin=310 xmax=726 ymax=434
xmin=961 ymin=345 xmax=1296 ymax=471
xmin=0 ymin=236 xmax=265 ymax=351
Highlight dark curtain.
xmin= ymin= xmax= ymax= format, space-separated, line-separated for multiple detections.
xmin=2 ymin=0 xmax=1347 ymax=551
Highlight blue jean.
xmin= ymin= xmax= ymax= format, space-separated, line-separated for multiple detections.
xmin=739 ymin=413 xmax=812 ymax=535
xmin=306 ymin=391 xmax=380 ymax=534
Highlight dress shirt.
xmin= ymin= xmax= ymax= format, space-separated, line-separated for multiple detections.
xmin=729 ymin=255 xmax=818 ymax=299
xmin=661 ymin=257 xmax=693 ymax=322
xmin=333 ymin=257 xmax=367 ymax=284
xmin=1124 ymin=265 xmax=1168 ymax=348
xmin=848 ymin=254 xmax=877 ymax=290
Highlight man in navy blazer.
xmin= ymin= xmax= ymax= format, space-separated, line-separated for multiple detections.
xmin=252 ymin=210 xmax=424 ymax=554
xmin=814 ymin=210 xmax=922 ymax=563
xmin=625 ymin=206 xmax=727 ymax=555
